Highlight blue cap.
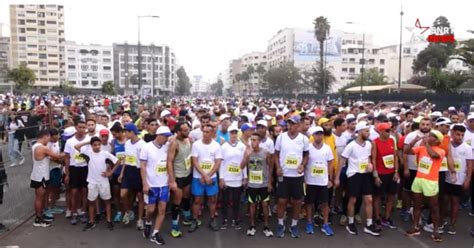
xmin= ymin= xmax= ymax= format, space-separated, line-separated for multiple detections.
xmin=241 ymin=123 xmax=255 ymax=132
xmin=287 ymin=115 xmax=301 ymax=124
xmin=124 ymin=123 xmax=140 ymax=135
xmin=278 ymin=120 xmax=287 ymax=127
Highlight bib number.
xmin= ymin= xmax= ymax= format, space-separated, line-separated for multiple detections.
xmin=454 ymin=159 xmax=461 ymax=172
xmin=359 ymin=160 xmax=368 ymax=173
xmin=74 ymin=153 xmax=85 ymax=163
xmin=441 ymin=157 xmax=448 ymax=170
xmin=200 ymin=160 xmax=213 ymax=173
xmin=285 ymin=155 xmax=299 ymax=169
xmin=417 ymin=157 xmax=432 ymax=175
xmin=249 ymin=171 xmax=263 ymax=184
xmin=311 ymin=167 xmax=326 ymax=177
xmin=125 ymin=155 xmax=137 ymax=166
xmin=155 ymin=163 xmax=167 ymax=175
xmin=382 ymin=155 xmax=394 ymax=169
xmin=185 ymin=155 xmax=191 ymax=170
xmin=227 ymin=163 xmax=241 ymax=175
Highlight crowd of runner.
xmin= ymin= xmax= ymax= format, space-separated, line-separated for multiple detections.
xmin=4 ymin=94 xmax=472 ymax=245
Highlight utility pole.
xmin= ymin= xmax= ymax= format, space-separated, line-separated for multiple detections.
xmin=398 ymin=6 xmax=404 ymax=91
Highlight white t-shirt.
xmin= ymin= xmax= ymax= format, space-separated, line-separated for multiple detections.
xmin=341 ymin=140 xmax=372 ymax=178
xmin=64 ymin=136 xmax=90 ymax=167
xmin=463 ymin=128 xmax=474 ymax=151
xmin=334 ymin=132 xmax=349 ymax=158
xmin=101 ymin=143 xmax=112 ymax=153
xmin=342 ymin=130 xmax=355 ymax=141
xmin=446 ymin=142 xmax=473 ymax=185
xmin=305 ymin=143 xmax=334 ymax=186
xmin=219 ymin=141 xmax=247 ymax=187
xmin=82 ymin=149 xmax=118 ymax=184
xmin=48 ymin=141 xmax=61 ymax=170
xmin=190 ymin=128 xmax=203 ymax=142
xmin=139 ymin=141 xmax=169 ymax=187
xmin=260 ymin=137 xmax=275 ymax=154
xmin=191 ymin=139 xmax=223 ymax=179
xmin=369 ymin=126 xmax=379 ymax=141
xmin=275 ymin=132 xmax=310 ymax=177
xmin=124 ymin=139 xmax=146 ymax=168
xmin=404 ymin=130 xmax=425 ymax=170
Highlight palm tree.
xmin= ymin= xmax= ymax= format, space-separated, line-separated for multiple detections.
xmin=313 ymin=16 xmax=331 ymax=93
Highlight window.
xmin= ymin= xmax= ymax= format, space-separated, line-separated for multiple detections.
xmin=46 ymin=20 xmax=57 ymax=25
xmin=342 ymin=68 xmax=347 ymax=72
xmin=68 ymin=65 xmax=75 ymax=69
xmin=403 ymin=48 xmax=411 ymax=54
xmin=19 ymin=28 xmax=26 ymax=33
xmin=39 ymin=62 xmax=47 ymax=67
xmin=103 ymin=58 xmax=111 ymax=63
xmin=48 ymin=62 xmax=58 ymax=65
xmin=38 ymin=20 xmax=45 ymax=26
xmin=81 ymin=80 xmax=89 ymax=86
xmin=380 ymin=68 xmax=384 ymax=74
xmin=28 ymin=61 xmax=38 ymax=65
xmin=49 ymin=54 xmax=57 ymax=58
xmin=103 ymin=51 xmax=111 ymax=55
xmin=91 ymin=65 xmax=98 ymax=71
xmin=91 ymin=81 xmax=98 ymax=86
xmin=349 ymin=68 xmax=355 ymax=73
xmin=380 ymin=59 xmax=385 ymax=65
xmin=18 ymin=19 xmax=25 ymax=25
xmin=19 ymin=37 xmax=26 ymax=42
xmin=26 ymin=19 xmax=36 ymax=23
xmin=39 ymin=29 xmax=45 ymax=34
xmin=349 ymin=58 xmax=355 ymax=63
xmin=69 ymin=81 xmax=76 ymax=85
xmin=81 ymin=65 xmax=88 ymax=70
xmin=103 ymin=66 xmax=111 ymax=70
xmin=39 ymin=54 xmax=47 ymax=59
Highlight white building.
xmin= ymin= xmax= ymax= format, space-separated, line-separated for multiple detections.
xmin=232 ymin=51 xmax=267 ymax=96
xmin=217 ymin=69 xmax=230 ymax=95
xmin=0 ymin=25 xmax=10 ymax=90
xmin=65 ymin=41 xmax=113 ymax=91
xmin=113 ymin=43 xmax=177 ymax=96
xmin=9 ymin=4 xmax=66 ymax=88
xmin=191 ymin=75 xmax=209 ymax=95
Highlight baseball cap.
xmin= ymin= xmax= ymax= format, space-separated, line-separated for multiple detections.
xmin=467 ymin=114 xmax=474 ymax=120
xmin=429 ymin=111 xmax=442 ymax=118
xmin=241 ymin=123 xmax=255 ymax=132
xmin=355 ymin=121 xmax=370 ymax=132
xmin=263 ymin=114 xmax=273 ymax=121
xmin=375 ymin=122 xmax=392 ymax=132
xmin=287 ymin=115 xmax=301 ymax=124
xmin=430 ymin=130 xmax=443 ymax=142
xmin=318 ymin=117 xmax=330 ymax=126
xmin=160 ymin=109 xmax=171 ymax=118
xmin=219 ymin=114 xmax=230 ymax=121
xmin=357 ymin=113 xmax=368 ymax=121
xmin=99 ymin=129 xmax=109 ymax=136
xmin=413 ymin=116 xmax=424 ymax=123
xmin=309 ymin=126 xmax=324 ymax=135
xmin=229 ymin=124 xmax=239 ymax=132
xmin=256 ymin=120 xmax=268 ymax=127
xmin=346 ymin=114 xmax=355 ymax=120
xmin=156 ymin=126 xmax=172 ymax=137
xmin=448 ymin=106 xmax=456 ymax=112
xmin=436 ymin=117 xmax=451 ymax=126
xmin=124 ymin=123 xmax=140 ymax=135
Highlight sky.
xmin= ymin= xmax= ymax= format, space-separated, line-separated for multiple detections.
xmin=1 ymin=0 xmax=473 ymax=82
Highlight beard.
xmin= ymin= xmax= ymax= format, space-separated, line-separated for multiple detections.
xmin=323 ymin=128 xmax=332 ymax=136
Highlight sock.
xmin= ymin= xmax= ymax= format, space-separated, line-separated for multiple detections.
xmin=146 ymin=220 xmax=152 ymax=225
xmin=181 ymin=198 xmax=191 ymax=211
xmin=172 ymin=219 xmax=179 ymax=227
xmin=291 ymin=219 xmax=298 ymax=227
xmin=152 ymin=229 xmax=159 ymax=236
xmin=348 ymin=216 xmax=354 ymax=224
xmin=171 ymin=204 xmax=180 ymax=221
xmin=183 ymin=210 xmax=191 ymax=219
xmin=278 ymin=218 xmax=284 ymax=225
xmin=367 ymin=218 xmax=373 ymax=226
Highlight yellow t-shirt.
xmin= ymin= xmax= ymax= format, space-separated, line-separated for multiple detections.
xmin=323 ymin=134 xmax=338 ymax=172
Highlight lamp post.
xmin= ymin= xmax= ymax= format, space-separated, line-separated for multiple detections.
xmin=137 ymin=15 xmax=159 ymax=96
xmin=323 ymin=36 xmax=333 ymax=94
xmin=398 ymin=6 xmax=404 ymax=92
xmin=346 ymin=22 xmax=365 ymax=100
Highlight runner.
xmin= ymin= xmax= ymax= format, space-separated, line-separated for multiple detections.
xmin=140 ymin=126 xmax=173 ymax=245
xmin=110 ymin=123 xmax=127 ymax=223
xmin=45 ymin=128 xmax=64 ymax=217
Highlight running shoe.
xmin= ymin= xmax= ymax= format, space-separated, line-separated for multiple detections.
xmin=49 ymin=207 xmax=65 ymax=214
xmin=143 ymin=223 xmax=152 ymax=238
xmin=107 ymin=221 xmax=114 ymax=230
xmin=306 ymin=222 xmax=314 ymax=234
xmin=381 ymin=218 xmax=397 ymax=229
xmin=150 ymin=232 xmax=165 ymax=245
xmin=446 ymin=225 xmax=456 ymax=235
xmin=354 ymin=214 xmax=362 ymax=224
xmin=221 ymin=219 xmax=228 ymax=230
xmin=182 ymin=216 xmax=193 ymax=226
xmin=113 ymin=212 xmax=122 ymax=223
xmin=405 ymin=227 xmax=421 ymax=236
xmin=290 ymin=225 xmax=299 ymax=238
xmin=209 ymin=218 xmax=220 ymax=231
xmin=83 ymin=222 xmax=96 ymax=231
xmin=171 ymin=225 xmax=182 ymax=238
xmin=79 ymin=214 xmax=88 ymax=224
xmin=33 ymin=217 xmax=51 ymax=227
xmin=122 ymin=211 xmax=130 ymax=225
xmin=188 ymin=219 xmax=199 ymax=233
xmin=65 ymin=210 xmax=72 ymax=219
xmin=136 ymin=219 xmax=144 ymax=230
xmin=276 ymin=224 xmax=285 ymax=238
xmin=346 ymin=223 xmax=358 ymax=235
xmin=232 ymin=219 xmax=241 ymax=230
xmin=263 ymin=226 xmax=274 ymax=237
xmin=246 ymin=226 xmax=256 ymax=236
xmin=364 ymin=224 xmax=381 ymax=236
xmin=339 ymin=215 xmax=348 ymax=226
xmin=321 ymin=223 xmax=334 ymax=236
xmin=70 ymin=214 xmax=78 ymax=225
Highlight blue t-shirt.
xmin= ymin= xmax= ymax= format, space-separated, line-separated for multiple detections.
xmin=112 ymin=139 xmax=126 ymax=176
xmin=216 ymin=129 xmax=230 ymax=143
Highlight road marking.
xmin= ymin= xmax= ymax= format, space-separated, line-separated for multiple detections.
xmin=396 ymin=228 xmax=430 ymax=248
xmin=214 ymin=231 xmax=223 ymax=248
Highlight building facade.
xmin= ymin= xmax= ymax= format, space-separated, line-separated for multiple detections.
xmin=191 ymin=75 xmax=209 ymax=95
xmin=65 ymin=41 xmax=113 ymax=91
xmin=229 ymin=52 xmax=267 ymax=96
xmin=9 ymin=4 xmax=66 ymax=88
xmin=113 ymin=43 xmax=177 ymax=96
xmin=0 ymin=35 xmax=9 ymax=90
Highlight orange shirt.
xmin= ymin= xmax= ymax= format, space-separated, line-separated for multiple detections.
xmin=413 ymin=145 xmax=445 ymax=181
xmin=439 ymin=135 xmax=450 ymax=154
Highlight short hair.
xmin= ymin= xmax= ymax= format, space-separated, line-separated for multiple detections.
xmin=334 ymin=118 xmax=345 ymax=128
xmin=251 ymin=132 xmax=261 ymax=139
xmin=110 ymin=122 xmax=124 ymax=133
xmin=421 ymin=117 xmax=431 ymax=123
xmin=90 ymin=136 xmax=101 ymax=144
xmin=145 ymin=118 xmax=157 ymax=125
xmin=300 ymin=117 xmax=310 ymax=123
xmin=86 ymin=118 xmax=96 ymax=124
xmin=200 ymin=114 xmax=211 ymax=121
xmin=406 ymin=111 xmax=414 ymax=116
xmin=174 ymin=121 xmax=189 ymax=133
xmin=38 ymin=129 xmax=50 ymax=139
xmin=49 ymin=128 xmax=59 ymax=136
xmin=75 ymin=120 xmax=86 ymax=126
xmin=451 ymin=124 xmax=466 ymax=133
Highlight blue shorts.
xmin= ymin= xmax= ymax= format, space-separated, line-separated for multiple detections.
xmin=49 ymin=168 xmax=62 ymax=187
xmin=192 ymin=177 xmax=218 ymax=197
xmin=120 ymin=166 xmax=143 ymax=190
xmin=145 ymin=186 xmax=170 ymax=204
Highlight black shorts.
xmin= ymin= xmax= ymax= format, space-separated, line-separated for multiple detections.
xmin=403 ymin=170 xmax=417 ymax=191
xmin=276 ymin=176 xmax=304 ymax=200
xmin=347 ymin=173 xmax=374 ymax=197
xmin=120 ymin=166 xmax=142 ymax=190
xmin=110 ymin=174 xmax=121 ymax=186
xmin=374 ymin=173 xmax=398 ymax=196
xmin=445 ymin=183 xmax=464 ymax=197
xmin=438 ymin=171 xmax=446 ymax=195
xmin=176 ymin=174 xmax=193 ymax=189
xmin=69 ymin=166 xmax=88 ymax=189
xmin=30 ymin=179 xmax=50 ymax=189
xmin=305 ymin=185 xmax=329 ymax=204
xmin=49 ymin=168 xmax=62 ymax=188
xmin=247 ymin=187 xmax=270 ymax=203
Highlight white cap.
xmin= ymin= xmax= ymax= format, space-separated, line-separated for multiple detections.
xmin=357 ymin=113 xmax=367 ymax=121
xmin=263 ymin=114 xmax=272 ymax=121
xmin=346 ymin=114 xmax=356 ymax=120
xmin=355 ymin=121 xmax=370 ymax=132
xmin=156 ymin=126 xmax=172 ymax=136
xmin=467 ymin=114 xmax=474 ymax=120
xmin=228 ymin=124 xmax=239 ymax=132
xmin=160 ymin=109 xmax=171 ymax=118
xmin=219 ymin=114 xmax=230 ymax=121
xmin=448 ymin=106 xmax=456 ymax=111
xmin=278 ymin=104 xmax=284 ymax=109
xmin=429 ymin=111 xmax=442 ymax=117
xmin=309 ymin=126 xmax=324 ymax=135
xmin=308 ymin=112 xmax=316 ymax=118
xmin=390 ymin=107 xmax=398 ymax=112
xmin=63 ymin=126 xmax=76 ymax=137
xmin=435 ymin=117 xmax=451 ymax=126
xmin=256 ymin=120 xmax=268 ymax=127
xmin=387 ymin=113 xmax=397 ymax=119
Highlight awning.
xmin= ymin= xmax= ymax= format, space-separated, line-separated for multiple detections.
xmin=344 ymin=83 xmax=426 ymax=92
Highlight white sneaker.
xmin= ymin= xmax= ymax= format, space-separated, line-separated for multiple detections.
xmin=65 ymin=210 xmax=72 ymax=218
xmin=122 ymin=211 xmax=130 ymax=225
xmin=263 ymin=227 xmax=274 ymax=237
xmin=137 ymin=219 xmax=144 ymax=230
xmin=246 ymin=226 xmax=256 ymax=236
xmin=77 ymin=209 xmax=85 ymax=216
xmin=19 ymin=157 xmax=25 ymax=165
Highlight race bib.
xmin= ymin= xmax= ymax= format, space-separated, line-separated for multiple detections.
xmin=125 ymin=155 xmax=137 ymax=166
xmin=284 ymin=154 xmax=299 ymax=169
xmin=249 ymin=170 xmax=263 ymax=184
xmin=418 ymin=157 xmax=432 ymax=175
xmin=116 ymin=152 xmax=126 ymax=161
xmin=441 ymin=157 xmax=448 ymax=170
xmin=185 ymin=155 xmax=191 ymax=170
xmin=382 ymin=155 xmax=395 ymax=169
xmin=454 ymin=159 xmax=461 ymax=172
xmin=200 ymin=160 xmax=213 ymax=173
xmin=466 ymin=140 xmax=472 ymax=146
xmin=359 ymin=160 xmax=368 ymax=173
xmin=311 ymin=167 xmax=326 ymax=177
xmin=155 ymin=162 xmax=167 ymax=175
xmin=74 ymin=153 xmax=85 ymax=163
xmin=227 ymin=163 xmax=241 ymax=175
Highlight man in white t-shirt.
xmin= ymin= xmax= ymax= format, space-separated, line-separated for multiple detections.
xmin=274 ymin=115 xmax=309 ymax=238
xmin=140 ymin=126 xmax=173 ymax=245
xmin=189 ymin=125 xmax=223 ymax=232
xmin=336 ymin=121 xmax=381 ymax=237
xmin=189 ymin=114 xmax=211 ymax=142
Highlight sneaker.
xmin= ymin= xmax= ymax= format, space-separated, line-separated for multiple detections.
xmin=321 ymin=223 xmax=334 ymax=236
xmin=346 ymin=223 xmax=358 ymax=235
xmin=33 ymin=217 xmax=51 ymax=227
xmin=276 ymin=224 xmax=285 ymax=238
xmin=209 ymin=218 xmax=220 ymax=231
xmin=128 ymin=211 xmax=135 ymax=221
xmin=143 ymin=223 xmax=152 ymax=238
xmin=232 ymin=219 xmax=241 ymax=230
xmin=65 ymin=210 xmax=72 ymax=219
xmin=364 ymin=224 xmax=381 ymax=236
xmin=405 ymin=227 xmax=421 ymax=236
xmin=263 ymin=226 xmax=274 ymax=237
xmin=374 ymin=219 xmax=382 ymax=229
xmin=113 ymin=212 xmax=122 ymax=223
xmin=469 ymin=211 xmax=474 ymax=217
xmin=423 ymin=223 xmax=434 ymax=233
xmin=306 ymin=222 xmax=314 ymax=234
xmin=355 ymin=214 xmax=362 ymax=224
xmin=49 ymin=207 xmax=64 ymax=214
xmin=137 ymin=219 xmax=144 ymax=230
xmin=79 ymin=214 xmax=88 ymax=224
xmin=43 ymin=211 xmax=54 ymax=221
xmin=221 ymin=219 xmax=228 ymax=230
xmin=188 ymin=219 xmax=199 ymax=233
xmin=381 ymin=218 xmax=397 ymax=229
xmin=446 ymin=225 xmax=456 ymax=235
xmin=70 ymin=214 xmax=78 ymax=225
xmin=339 ymin=215 xmax=348 ymax=226
xmin=150 ymin=232 xmax=165 ymax=245
xmin=83 ymin=222 xmax=96 ymax=231
xmin=107 ymin=221 xmax=114 ymax=230
xmin=19 ymin=157 xmax=25 ymax=165
xmin=171 ymin=225 xmax=183 ymax=238
xmin=290 ymin=225 xmax=299 ymax=238
xmin=400 ymin=209 xmax=410 ymax=222
xmin=247 ymin=226 xmax=256 ymax=236
xmin=122 ymin=211 xmax=130 ymax=225
xmin=182 ymin=216 xmax=193 ymax=226
xmin=313 ymin=214 xmax=323 ymax=227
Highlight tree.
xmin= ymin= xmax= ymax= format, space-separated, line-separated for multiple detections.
xmin=301 ymin=62 xmax=335 ymax=93
xmin=313 ymin=16 xmax=331 ymax=93
xmin=210 ymin=79 xmax=224 ymax=96
xmin=175 ymin=66 xmax=192 ymax=96
xmin=263 ymin=62 xmax=302 ymax=95
xmin=7 ymin=64 xmax=36 ymax=91
xmin=454 ymin=39 xmax=474 ymax=67
xmin=409 ymin=68 xmax=468 ymax=93
xmin=101 ymin=80 xmax=116 ymax=95
xmin=339 ymin=68 xmax=388 ymax=93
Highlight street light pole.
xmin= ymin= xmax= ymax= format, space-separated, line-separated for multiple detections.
xmin=360 ymin=32 xmax=365 ymax=100
xmin=398 ymin=6 xmax=404 ymax=92
xmin=137 ymin=15 xmax=159 ymax=97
